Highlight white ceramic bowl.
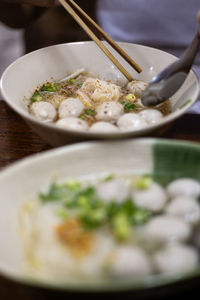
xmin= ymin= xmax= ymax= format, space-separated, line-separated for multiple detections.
xmin=1 ymin=138 xmax=200 ymax=292
xmin=1 ymin=42 xmax=199 ymax=146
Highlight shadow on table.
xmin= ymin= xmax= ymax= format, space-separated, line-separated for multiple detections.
xmin=1 ymin=273 xmax=200 ymax=300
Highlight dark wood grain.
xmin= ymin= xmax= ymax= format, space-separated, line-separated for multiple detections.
xmin=0 ymin=101 xmax=50 ymax=169
xmin=0 ymin=99 xmax=200 ymax=299
xmin=1 ymin=100 xmax=200 ymax=169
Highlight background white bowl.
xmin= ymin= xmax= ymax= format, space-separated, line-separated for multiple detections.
xmin=1 ymin=138 xmax=200 ymax=292
xmin=1 ymin=41 xmax=199 ymax=146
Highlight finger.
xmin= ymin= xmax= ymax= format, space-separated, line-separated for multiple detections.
xmin=197 ymin=10 xmax=200 ymax=24
xmin=20 ymin=0 xmax=56 ymax=7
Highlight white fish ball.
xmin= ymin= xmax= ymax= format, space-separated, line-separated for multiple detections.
xmin=138 ymin=109 xmax=163 ymax=124
xmin=30 ymin=101 xmax=57 ymax=122
xmin=117 ymin=113 xmax=148 ymax=131
xmin=106 ymin=246 xmax=151 ymax=278
xmin=167 ymin=178 xmax=200 ymax=199
xmin=89 ymin=122 xmax=119 ymax=133
xmin=56 ymin=117 xmax=88 ymax=131
xmin=96 ymin=179 xmax=129 ymax=203
xmin=145 ymin=216 xmax=191 ymax=243
xmin=96 ymin=102 xmax=124 ymax=122
xmin=166 ymin=196 xmax=200 ymax=224
xmin=58 ymin=98 xmax=85 ymax=119
xmin=132 ymin=182 xmax=168 ymax=212
xmin=154 ymin=244 xmax=198 ymax=274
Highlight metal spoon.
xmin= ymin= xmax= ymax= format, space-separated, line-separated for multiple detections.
xmin=141 ymin=20 xmax=200 ymax=106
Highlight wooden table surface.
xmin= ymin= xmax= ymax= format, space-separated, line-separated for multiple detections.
xmin=0 ymin=99 xmax=200 ymax=299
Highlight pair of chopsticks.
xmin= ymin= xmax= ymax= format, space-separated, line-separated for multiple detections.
xmin=58 ymin=0 xmax=142 ymax=81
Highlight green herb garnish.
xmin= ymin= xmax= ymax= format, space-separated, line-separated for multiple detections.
xmin=39 ymin=179 xmax=151 ymax=239
xmin=79 ymin=109 xmax=95 ymax=119
xmin=56 ymin=208 xmax=69 ymax=220
xmin=107 ymin=198 xmax=150 ymax=238
xmin=40 ymin=83 xmax=61 ymax=92
xmin=131 ymin=209 xmax=151 ymax=225
xmin=136 ymin=176 xmax=153 ymax=190
xmin=104 ymin=174 xmax=115 ymax=182
xmin=80 ymin=207 xmax=106 ymax=229
xmin=121 ymin=101 xmax=135 ymax=111
xmin=39 ymin=182 xmax=78 ymax=205
xmin=125 ymin=94 xmax=135 ymax=100
xmin=179 ymin=99 xmax=192 ymax=109
xmin=84 ymin=109 xmax=95 ymax=116
xmin=79 ymin=114 xmax=86 ymax=120
xmin=63 ymin=180 xmax=81 ymax=191
xmin=112 ymin=213 xmax=131 ymax=240
xmin=30 ymin=91 xmax=43 ymax=103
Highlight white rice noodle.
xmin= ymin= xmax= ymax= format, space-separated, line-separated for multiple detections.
xmin=58 ymin=68 xmax=86 ymax=83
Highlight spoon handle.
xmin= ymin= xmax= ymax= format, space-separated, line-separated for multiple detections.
xmin=141 ymin=13 xmax=200 ymax=106
xmin=152 ymin=27 xmax=200 ymax=84
xmin=179 ymin=29 xmax=200 ymax=72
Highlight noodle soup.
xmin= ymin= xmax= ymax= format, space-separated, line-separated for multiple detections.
xmin=28 ymin=69 xmax=171 ymax=133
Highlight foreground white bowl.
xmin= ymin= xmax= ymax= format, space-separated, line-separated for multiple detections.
xmin=1 ymin=41 xmax=199 ymax=146
xmin=0 ymin=138 xmax=200 ymax=292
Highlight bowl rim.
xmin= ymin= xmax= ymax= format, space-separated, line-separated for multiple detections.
xmin=1 ymin=41 xmax=199 ymax=139
xmin=1 ymin=137 xmax=200 ymax=292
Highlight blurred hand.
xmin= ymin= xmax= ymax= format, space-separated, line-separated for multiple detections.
xmin=23 ymin=0 xmax=59 ymax=6
xmin=197 ymin=10 xmax=200 ymax=24
xmin=2 ymin=0 xmax=58 ymax=6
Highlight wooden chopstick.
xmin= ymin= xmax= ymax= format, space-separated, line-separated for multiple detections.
xmin=58 ymin=0 xmax=141 ymax=81
xmin=67 ymin=0 xmax=142 ymax=74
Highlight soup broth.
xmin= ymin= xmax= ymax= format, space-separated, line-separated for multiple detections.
xmin=28 ymin=69 xmax=171 ymax=133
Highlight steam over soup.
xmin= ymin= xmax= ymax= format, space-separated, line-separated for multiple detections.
xmin=20 ymin=175 xmax=200 ymax=283
xmin=28 ymin=69 xmax=171 ymax=133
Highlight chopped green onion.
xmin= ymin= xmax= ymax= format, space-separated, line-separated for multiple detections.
xmin=80 ymin=208 xmax=106 ymax=229
xmin=38 ymin=178 xmax=151 ymax=239
xmin=131 ymin=209 xmax=150 ymax=225
xmin=107 ymin=199 xmax=135 ymax=219
xmin=79 ymin=114 xmax=86 ymax=120
xmin=63 ymin=180 xmax=81 ymax=191
xmin=121 ymin=198 xmax=136 ymax=217
xmin=107 ymin=202 xmax=121 ymax=218
xmin=30 ymin=91 xmax=43 ymax=103
xmin=112 ymin=213 xmax=131 ymax=240
xmin=120 ymin=101 xmax=135 ymax=111
xmin=84 ymin=109 xmax=95 ymax=116
xmin=136 ymin=177 xmax=153 ymax=190
xmin=40 ymin=83 xmax=60 ymax=92
xmin=77 ymin=83 xmax=83 ymax=88
xmin=39 ymin=183 xmax=62 ymax=202
xmin=103 ymin=174 xmax=115 ymax=182
xmin=79 ymin=109 xmax=95 ymax=120
xmin=124 ymin=103 xmax=135 ymax=111
xmin=39 ymin=182 xmax=78 ymax=204
xmin=79 ymin=187 xmax=102 ymax=209
xmin=79 ymin=186 xmax=95 ymax=198
xmin=77 ymin=196 xmax=90 ymax=209
xmin=125 ymin=93 xmax=135 ymax=100
xmin=56 ymin=208 xmax=69 ymax=220
xmin=179 ymin=99 xmax=191 ymax=109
